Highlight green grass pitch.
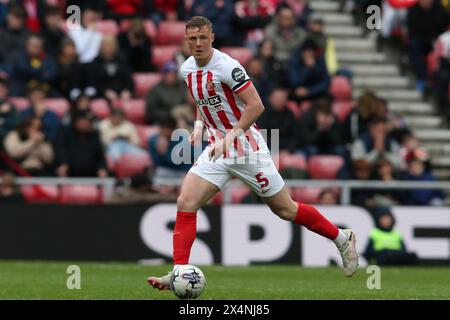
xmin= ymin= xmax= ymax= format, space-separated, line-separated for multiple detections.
xmin=0 ymin=261 xmax=449 ymax=300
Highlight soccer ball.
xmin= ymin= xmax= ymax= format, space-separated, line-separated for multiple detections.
xmin=170 ymin=264 xmax=206 ymax=299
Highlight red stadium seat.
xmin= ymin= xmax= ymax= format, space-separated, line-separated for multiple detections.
xmin=278 ymin=153 xmax=307 ymax=171
xmin=152 ymin=45 xmax=178 ymax=70
xmin=290 ymin=187 xmax=323 ymax=204
xmin=231 ymin=185 xmax=251 ymax=203
xmin=115 ymin=153 xmax=152 ymax=178
xmin=45 ymin=98 xmax=70 ymax=118
xmin=120 ymin=19 xmax=157 ymax=39
xmin=136 ymin=125 xmax=160 ymax=147
xmin=116 ymin=99 xmax=146 ymax=124
xmin=133 ymin=72 xmax=162 ymax=98
xmin=220 ymin=47 xmax=253 ymax=66
xmin=157 ymin=21 xmax=186 ymax=45
xmin=286 ymin=101 xmax=301 ymax=120
xmin=90 ymin=99 xmax=111 ymax=119
xmin=9 ymin=97 xmax=30 ymax=111
xmin=21 ymin=185 xmax=60 ymax=204
xmin=332 ymin=101 xmax=355 ymax=123
xmin=330 ymin=76 xmax=352 ymax=102
xmin=94 ymin=20 xmax=119 ymax=35
xmin=60 ymin=185 xmax=102 ymax=204
xmin=308 ymin=155 xmax=345 ymax=179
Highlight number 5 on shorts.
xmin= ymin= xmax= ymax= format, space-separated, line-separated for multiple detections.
xmin=255 ymin=172 xmax=269 ymax=189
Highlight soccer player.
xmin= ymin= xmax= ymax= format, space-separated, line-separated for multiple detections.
xmin=148 ymin=16 xmax=358 ymax=290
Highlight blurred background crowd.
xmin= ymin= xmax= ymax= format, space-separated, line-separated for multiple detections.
xmin=0 ymin=0 xmax=449 ymax=207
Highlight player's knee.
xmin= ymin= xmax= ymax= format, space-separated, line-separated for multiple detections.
xmin=177 ymin=195 xmax=198 ymax=212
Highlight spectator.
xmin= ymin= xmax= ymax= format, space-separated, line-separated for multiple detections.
xmin=257 ymin=39 xmax=285 ymax=87
xmin=190 ymin=0 xmax=235 ymax=48
xmin=41 ymin=6 xmax=65 ymax=59
xmin=21 ymin=83 xmax=60 ymax=142
xmin=318 ymin=188 xmax=339 ymax=205
xmin=10 ymin=34 xmax=59 ymax=96
xmin=145 ymin=61 xmax=187 ymax=124
xmin=351 ymin=117 xmax=402 ymax=170
xmin=68 ymin=6 xmax=103 ymax=63
xmin=433 ymin=24 xmax=450 ymax=119
xmin=3 ymin=117 xmax=54 ymax=176
xmin=0 ymin=77 xmax=20 ymax=144
xmin=99 ymin=108 xmax=147 ymax=165
xmin=118 ymin=17 xmax=155 ymax=72
xmin=55 ymin=110 xmax=108 ymax=177
xmin=88 ymin=35 xmax=134 ymax=100
xmin=364 ymin=207 xmax=418 ymax=265
xmin=402 ymin=154 xmax=445 ymax=205
xmin=342 ymin=91 xmax=379 ymax=144
xmin=264 ymin=5 xmax=307 ymax=69
xmin=258 ymin=88 xmax=298 ymax=153
xmin=407 ymin=0 xmax=449 ymax=91
xmin=398 ymin=132 xmax=429 ymax=171
xmin=306 ymin=14 xmax=338 ymax=75
xmin=369 ymin=157 xmax=404 ymax=207
xmin=61 ymin=93 xmax=98 ymax=127
xmin=56 ymin=38 xmax=82 ymax=99
xmin=288 ymin=38 xmax=330 ymax=103
xmin=0 ymin=5 xmax=30 ymax=67
xmin=0 ymin=172 xmax=24 ymax=204
xmin=175 ymin=39 xmax=192 ymax=80
xmin=246 ymin=56 xmax=273 ymax=105
xmin=280 ymin=0 xmax=313 ymax=28
xmin=145 ymin=0 xmax=185 ymax=23
xmin=298 ymin=97 xmax=343 ymax=156
xmin=234 ymin=0 xmax=274 ymax=52
xmin=148 ymin=115 xmax=191 ymax=181
xmin=16 ymin=0 xmax=48 ymax=33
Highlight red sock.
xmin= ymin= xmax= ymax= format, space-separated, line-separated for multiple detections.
xmin=294 ymin=202 xmax=339 ymax=240
xmin=173 ymin=211 xmax=197 ymax=265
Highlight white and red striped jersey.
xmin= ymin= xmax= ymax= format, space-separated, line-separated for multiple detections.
xmin=181 ymin=48 xmax=269 ymax=157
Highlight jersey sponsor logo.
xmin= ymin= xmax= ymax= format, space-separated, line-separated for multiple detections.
xmin=231 ymin=67 xmax=245 ymax=82
xmin=196 ymin=95 xmax=222 ymax=107
xmin=207 ymin=104 xmax=224 ymax=112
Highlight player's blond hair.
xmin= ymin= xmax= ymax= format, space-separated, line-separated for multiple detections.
xmin=185 ymin=16 xmax=212 ymax=32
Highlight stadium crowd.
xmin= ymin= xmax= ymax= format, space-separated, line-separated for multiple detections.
xmin=0 ymin=0 xmax=449 ymax=207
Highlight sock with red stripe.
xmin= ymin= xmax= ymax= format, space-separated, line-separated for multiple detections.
xmin=173 ymin=211 xmax=197 ymax=265
xmin=295 ymin=202 xmax=344 ymax=243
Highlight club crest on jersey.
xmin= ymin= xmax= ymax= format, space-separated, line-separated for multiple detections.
xmin=206 ymin=80 xmax=215 ymax=91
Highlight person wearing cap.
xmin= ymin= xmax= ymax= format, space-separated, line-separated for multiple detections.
xmin=364 ymin=207 xmax=418 ymax=265
xmin=287 ymin=37 xmax=330 ymax=103
xmin=145 ymin=61 xmax=187 ymax=125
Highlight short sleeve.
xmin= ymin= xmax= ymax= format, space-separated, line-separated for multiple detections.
xmin=221 ymin=59 xmax=252 ymax=94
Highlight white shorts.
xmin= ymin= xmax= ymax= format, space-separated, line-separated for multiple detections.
xmin=189 ymin=146 xmax=285 ymax=198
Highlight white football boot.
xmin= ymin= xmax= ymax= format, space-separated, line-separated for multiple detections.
xmin=337 ymin=229 xmax=359 ymax=277
xmin=147 ymin=272 xmax=172 ymax=290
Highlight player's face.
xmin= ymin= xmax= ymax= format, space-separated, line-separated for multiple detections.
xmin=185 ymin=26 xmax=214 ymax=61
